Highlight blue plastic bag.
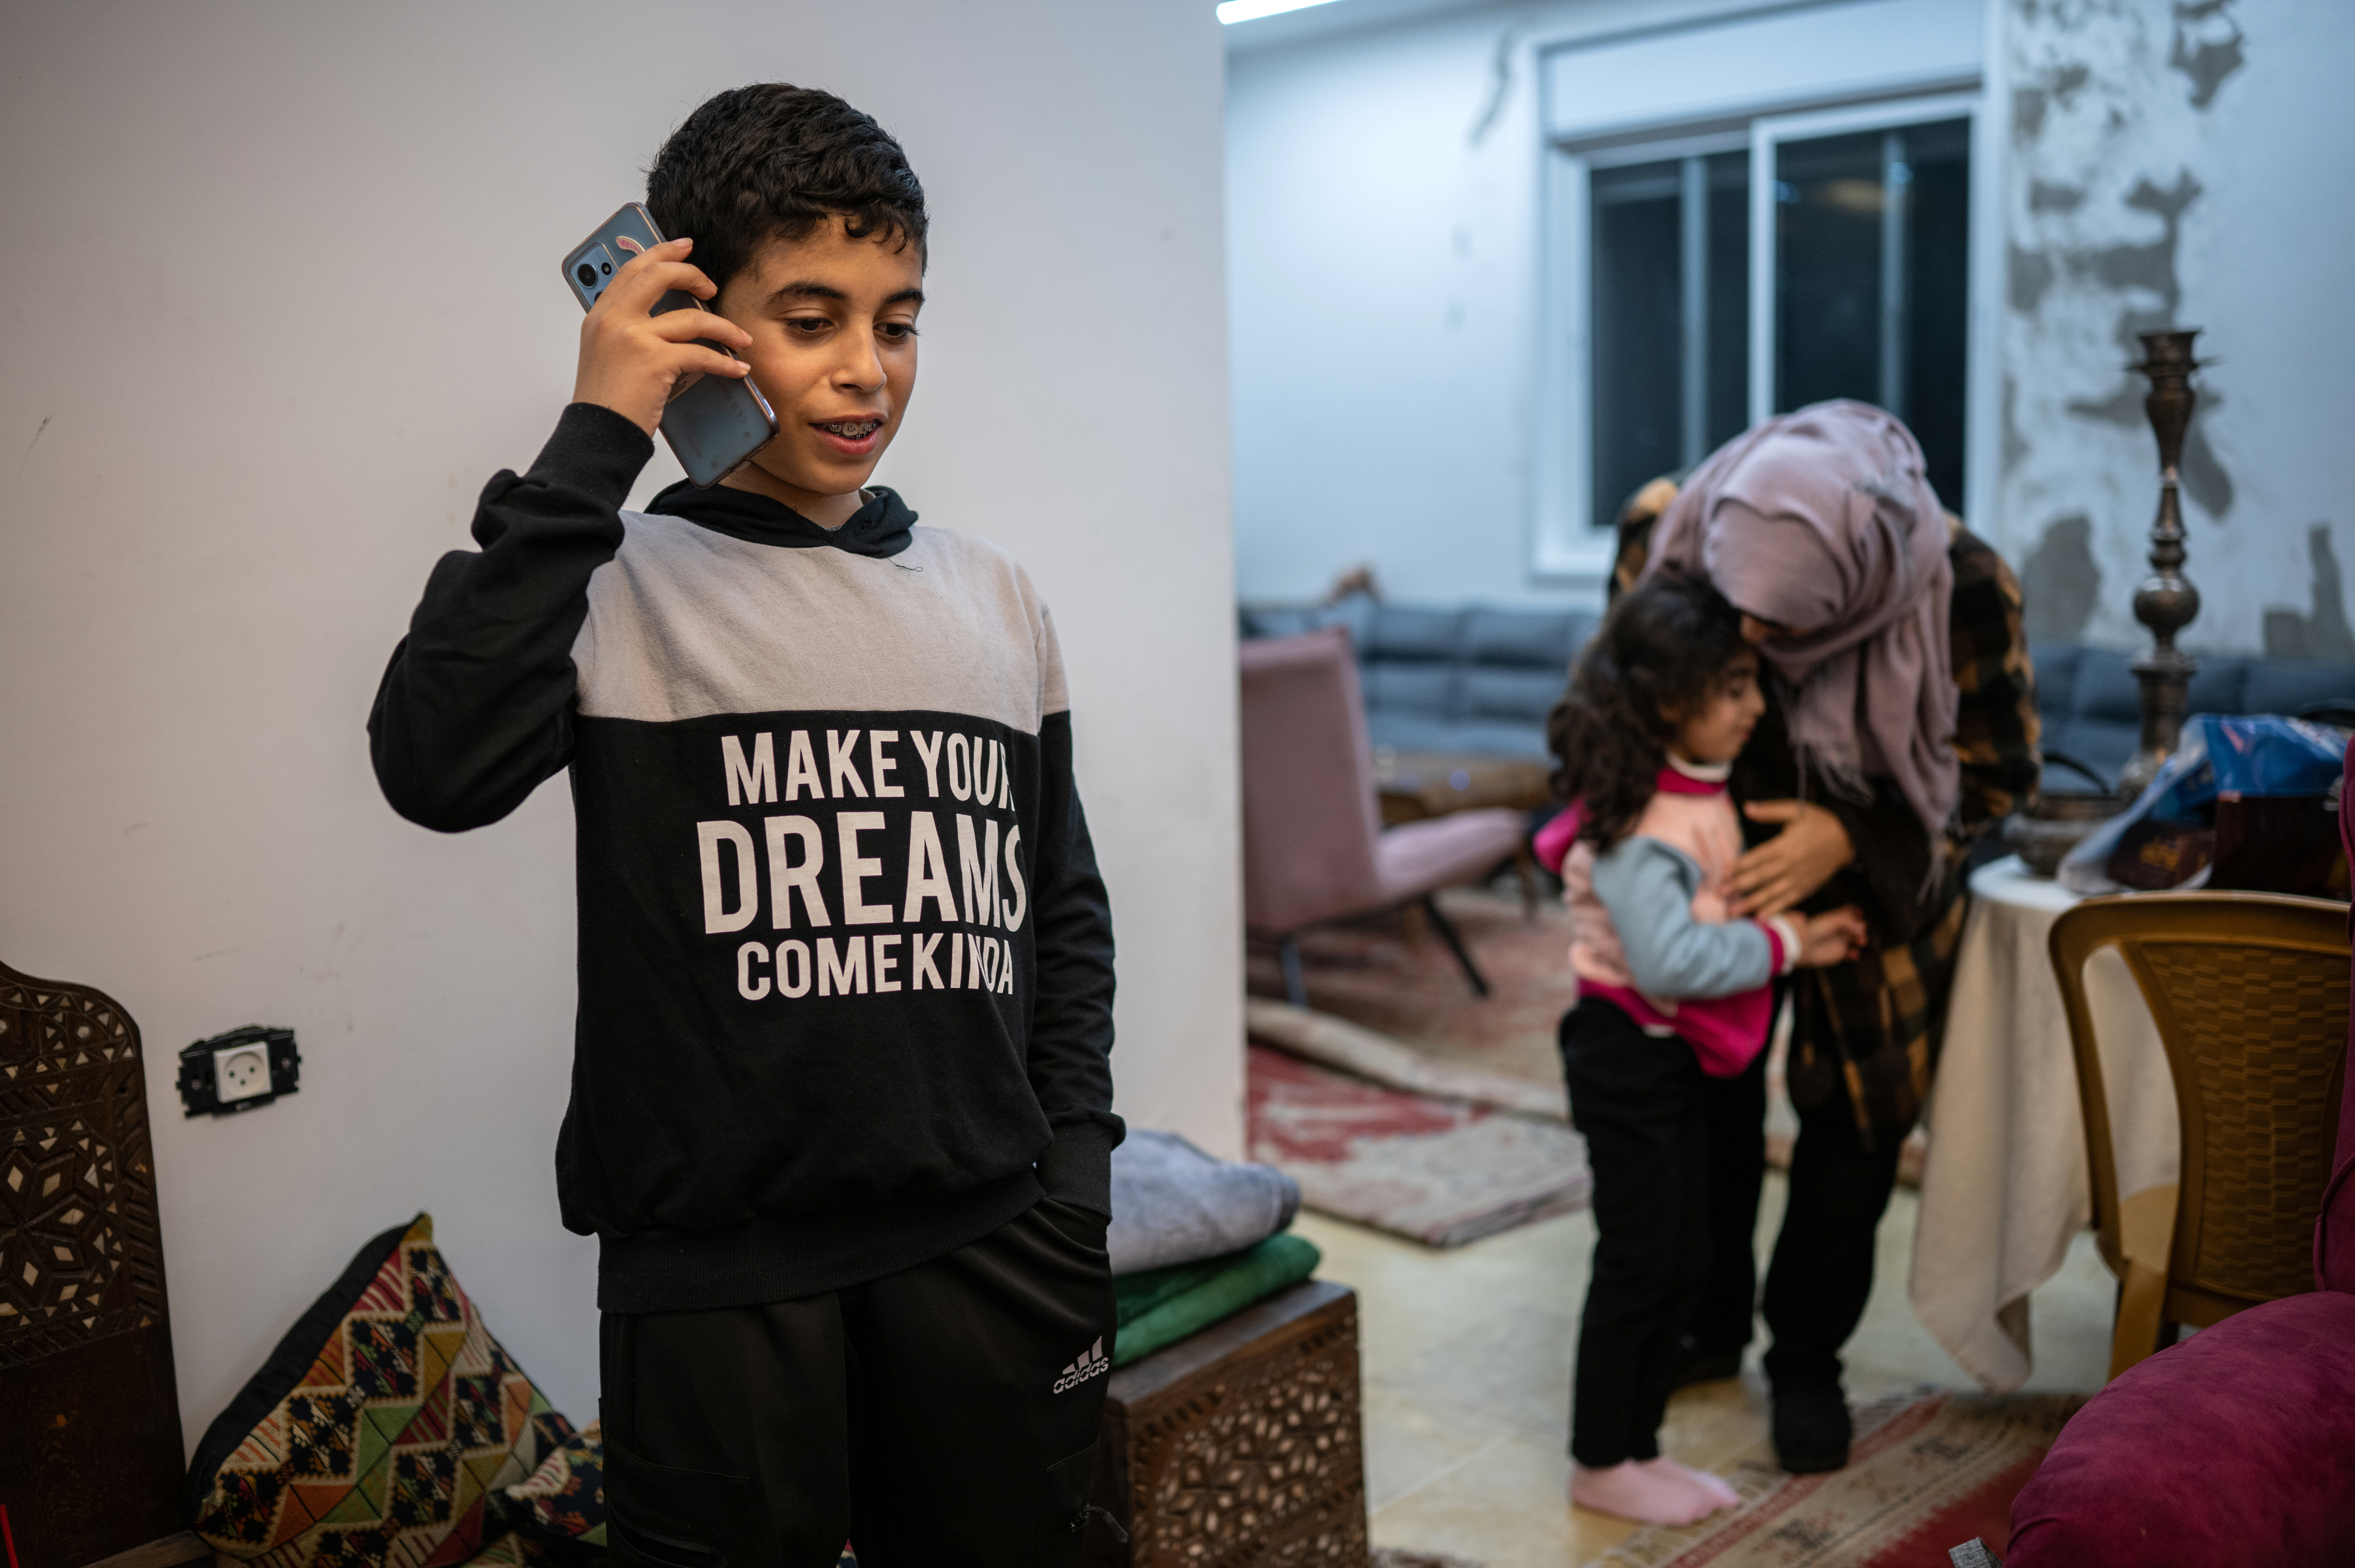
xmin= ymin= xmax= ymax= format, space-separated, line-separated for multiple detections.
xmin=2204 ymin=715 xmax=2347 ymax=799
xmin=2058 ymin=715 xmax=2348 ymax=894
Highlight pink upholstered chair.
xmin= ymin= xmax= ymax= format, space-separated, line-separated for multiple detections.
xmin=1240 ymin=628 xmax=1529 ymax=1006
xmin=2000 ymin=733 xmax=2355 ymax=1566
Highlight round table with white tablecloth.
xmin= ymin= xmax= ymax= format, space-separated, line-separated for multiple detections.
xmin=1908 ymin=856 xmax=2176 ymax=1392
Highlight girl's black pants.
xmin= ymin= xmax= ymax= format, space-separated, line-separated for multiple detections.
xmin=1560 ymin=996 xmax=1714 ymax=1469
xmin=599 ymin=1197 xmax=1118 ymax=1568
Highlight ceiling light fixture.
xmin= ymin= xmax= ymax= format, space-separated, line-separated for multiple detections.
xmin=1217 ymin=0 xmax=1345 ymax=23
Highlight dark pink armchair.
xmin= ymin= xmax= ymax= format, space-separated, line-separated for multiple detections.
xmin=1240 ymin=628 xmax=1528 ymax=1006
xmin=2002 ymin=739 xmax=2355 ymax=1565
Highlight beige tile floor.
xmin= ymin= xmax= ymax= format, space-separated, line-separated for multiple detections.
xmin=1301 ymin=1175 xmax=2117 ymax=1567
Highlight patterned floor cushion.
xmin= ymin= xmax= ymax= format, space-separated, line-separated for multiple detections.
xmin=187 ymin=1212 xmax=573 ymax=1568
xmin=506 ymin=1421 xmax=604 ymax=1550
xmin=505 ymin=1429 xmax=855 ymax=1568
xmin=452 ymin=1532 xmax=579 ymax=1568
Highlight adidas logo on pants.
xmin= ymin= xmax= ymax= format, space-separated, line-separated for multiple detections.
xmin=1054 ymin=1337 xmax=1110 ymax=1393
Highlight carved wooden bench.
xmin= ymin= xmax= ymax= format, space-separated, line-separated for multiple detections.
xmin=1085 ymin=1279 xmax=1369 ymax=1568
xmin=0 ymin=958 xmax=197 ymax=1568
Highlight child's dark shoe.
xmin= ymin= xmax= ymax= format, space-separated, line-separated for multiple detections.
xmin=1771 ymin=1383 xmax=1852 ymax=1473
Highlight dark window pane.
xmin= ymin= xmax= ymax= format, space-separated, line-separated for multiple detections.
xmin=1773 ymin=119 xmax=1972 ymax=514
xmin=1704 ymin=150 xmax=1751 ymax=452
xmin=1904 ymin=119 xmax=1971 ymax=511
xmin=1774 ymin=129 xmax=1883 ymax=416
xmin=1591 ymin=161 xmax=1682 ymax=530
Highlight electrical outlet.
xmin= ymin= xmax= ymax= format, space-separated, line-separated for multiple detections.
xmin=179 ymin=1026 xmax=300 ymax=1117
xmin=215 ymin=1043 xmax=271 ymax=1104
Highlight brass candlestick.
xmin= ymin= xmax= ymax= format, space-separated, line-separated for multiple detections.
xmin=2117 ymin=328 xmax=2205 ymax=798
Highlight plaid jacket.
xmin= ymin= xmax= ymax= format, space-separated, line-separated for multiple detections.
xmin=1614 ymin=496 xmax=2042 ymax=1137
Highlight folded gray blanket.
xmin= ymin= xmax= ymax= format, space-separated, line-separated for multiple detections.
xmin=1106 ymin=1129 xmax=1301 ymax=1275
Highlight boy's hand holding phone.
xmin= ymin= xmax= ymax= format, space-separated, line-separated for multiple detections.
xmin=1793 ymin=906 xmax=1868 ymax=968
xmin=573 ymin=237 xmax=754 ymax=436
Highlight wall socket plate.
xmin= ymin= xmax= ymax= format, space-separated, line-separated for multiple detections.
xmin=178 ymin=1026 xmax=300 ymax=1117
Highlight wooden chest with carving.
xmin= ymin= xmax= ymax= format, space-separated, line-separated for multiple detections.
xmin=0 ymin=959 xmax=185 ymax=1568
xmin=1084 ymin=1279 xmax=1369 ymax=1568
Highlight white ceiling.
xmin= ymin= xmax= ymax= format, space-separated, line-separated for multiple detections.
xmin=1220 ymin=0 xmax=1525 ymax=54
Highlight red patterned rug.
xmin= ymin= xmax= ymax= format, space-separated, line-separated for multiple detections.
xmin=1245 ymin=888 xmax=1575 ymax=1097
xmin=1246 ymin=1044 xmax=1590 ymax=1246
xmin=1245 ymin=888 xmax=1923 ymax=1186
xmin=1586 ymin=1388 xmax=2085 ymax=1568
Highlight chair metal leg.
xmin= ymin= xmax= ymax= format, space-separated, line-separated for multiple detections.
xmin=1279 ymin=935 xmax=1308 ymax=1009
xmin=1421 ymin=893 xmax=1491 ymax=997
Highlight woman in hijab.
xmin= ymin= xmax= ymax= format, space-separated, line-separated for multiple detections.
xmin=1612 ymin=401 xmax=2041 ymax=1473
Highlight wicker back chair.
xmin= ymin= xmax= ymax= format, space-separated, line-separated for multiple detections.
xmin=2049 ymin=892 xmax=2350 ymax=1380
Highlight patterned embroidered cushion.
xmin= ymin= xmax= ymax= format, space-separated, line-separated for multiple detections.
xmin=505 ymin=1421 xmax=605 ymax=1548
xmin=453 ymin=1532 xmax=579 ymax=1568
xmin=187 ymin=1213 xmax=573 ymax=1568
xmin=503 ymin=1430 xmax=858 ymax=1568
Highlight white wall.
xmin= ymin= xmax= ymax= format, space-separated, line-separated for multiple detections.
xmin=1228 ymin=0 xmax=2353 ymax=651
xmin=1225 ymin=0 xmax=1933 ymax=610
xmin=1996 ymin=0 xmax=2355 ymax=656
xmin=1228 ymin=2 xmax=1558 ymax=607
xmin=0 ymin=1 xmax=1239 ymax=1453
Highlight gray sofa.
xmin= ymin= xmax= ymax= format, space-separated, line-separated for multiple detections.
xmin=2028 ymin=640 xmax=2355 ymax=788
xmin=1240 ymin=599 xmax=1596 ymax=761
xmin=1239 ymin=599 xmax=2355 ymax=790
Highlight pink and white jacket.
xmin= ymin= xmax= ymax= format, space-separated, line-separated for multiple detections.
xmin=1538 ymin=758 xmax=1800 ymax=1077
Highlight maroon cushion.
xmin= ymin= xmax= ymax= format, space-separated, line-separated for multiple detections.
xmin=2007 ymin=1291 xmax=2355 ymax=1566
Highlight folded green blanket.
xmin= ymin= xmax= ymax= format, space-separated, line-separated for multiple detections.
xmin=1110 ymin=1232 xmax=1322 ymax=1367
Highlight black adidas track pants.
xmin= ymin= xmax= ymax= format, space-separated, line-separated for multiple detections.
xmin=599 ymin=1197 xmax=1119 ymax=1568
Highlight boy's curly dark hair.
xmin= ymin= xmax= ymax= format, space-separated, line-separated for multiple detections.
xmin=647 ymin=84 xmax=927 ymax=293
xmin=1546 ymin=572 xmax=1750 ymax=848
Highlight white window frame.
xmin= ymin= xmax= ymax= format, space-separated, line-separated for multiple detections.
xmin=1748 ymin=91 xmax=1999 ymax=511
xmin=1531 ymin=131 xmax=1752 ymax=582
xmin=1531 ymin=87 xmax=2000 ymax=587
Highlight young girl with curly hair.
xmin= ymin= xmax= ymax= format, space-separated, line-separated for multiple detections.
xmin=1541 ymin=572 xmax=1866 ymax=1525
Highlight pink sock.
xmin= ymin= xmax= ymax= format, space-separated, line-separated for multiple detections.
xmin=1648 ymin=1456 xmax=1739 ymax=1509
xmin=1570 ymin=1459 xmax=1725 ymax=1526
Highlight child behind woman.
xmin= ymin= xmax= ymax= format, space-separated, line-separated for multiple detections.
xmin=1544 ymin=573 xmax=1865 ymax=1526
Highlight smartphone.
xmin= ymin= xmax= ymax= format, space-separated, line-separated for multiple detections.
xmin=562 ymin=204 xmax=778 ymax=488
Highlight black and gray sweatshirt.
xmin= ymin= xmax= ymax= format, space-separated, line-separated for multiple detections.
xmin=369 ymin=404 xmax=1120 ymax=1314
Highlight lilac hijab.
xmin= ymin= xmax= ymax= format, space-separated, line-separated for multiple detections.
xmin=1645 ymin=400 xmax=1961 ymax=843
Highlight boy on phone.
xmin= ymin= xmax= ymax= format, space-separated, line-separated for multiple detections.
xmin=369 ymin=84 xmax=1120 ymax=1564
